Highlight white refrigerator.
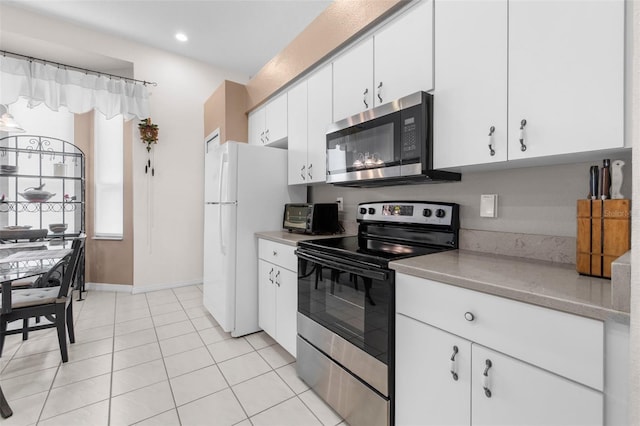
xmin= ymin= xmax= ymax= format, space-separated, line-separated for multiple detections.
xmin=203 ymin=135 xmax=304 ymax=337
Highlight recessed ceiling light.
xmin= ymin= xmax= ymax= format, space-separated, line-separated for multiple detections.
xmin=175 ymin=33 xmax=188 ymax=42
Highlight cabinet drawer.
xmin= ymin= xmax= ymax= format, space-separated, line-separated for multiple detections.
xmin=396 ymin=273 xmax=604 ymax=391
xmin=258 ymin=239 xmax=297 ymax=271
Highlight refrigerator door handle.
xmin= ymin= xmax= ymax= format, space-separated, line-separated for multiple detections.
xmin=218 ymin=152 xmax=228 ymax=204
xmin=219 ymin=204 xmax=226 ymax=255
xmin=218 ymin=151 xmax=229 ymax=255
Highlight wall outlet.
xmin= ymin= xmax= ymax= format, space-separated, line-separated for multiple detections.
xmin=480 ymin=194 xmax=498 ymax=218
xmin=336 ymin=197 xmax=344 ymax=212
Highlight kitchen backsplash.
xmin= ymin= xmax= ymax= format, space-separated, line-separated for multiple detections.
xmin=311 ymin=157 xmax=632 ymax=262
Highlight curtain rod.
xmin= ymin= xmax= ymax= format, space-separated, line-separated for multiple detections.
xmin=1 ymin=49 xmax=158 ymax=87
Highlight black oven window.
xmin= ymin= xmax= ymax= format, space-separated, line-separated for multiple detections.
xmin=298 ymin=258 xmax=391 ymax=365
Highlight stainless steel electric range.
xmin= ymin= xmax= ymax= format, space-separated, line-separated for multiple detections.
xmin=295 ymin=201 xmax=460 ymax=426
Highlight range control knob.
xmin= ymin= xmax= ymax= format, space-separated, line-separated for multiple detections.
xmin=435 ymin=209 xmax=446 ymax=218
xmin=359 ymin=207 xmax=367 ymax=215
xmin=368 ymin=208 xmax=376 ymax=215
xmin=422 ymin=208 xmax=432 ymax=217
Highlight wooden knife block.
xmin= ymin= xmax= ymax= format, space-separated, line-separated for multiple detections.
xmin=577 ymin=199 xmax=630 ymax=278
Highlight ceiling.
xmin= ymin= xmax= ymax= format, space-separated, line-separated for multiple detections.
xmin=3 ymin=0 xmax=332 ymax=78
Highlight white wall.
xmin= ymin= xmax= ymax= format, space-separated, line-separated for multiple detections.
xmin=0 ymin=5 xmax=249 ymax=288
xmin=312 ymin=156 xmax=633 ymax=238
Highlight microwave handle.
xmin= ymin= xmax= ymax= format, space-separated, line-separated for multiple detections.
xmin=296 ymin=250 xmax=388 ymax=281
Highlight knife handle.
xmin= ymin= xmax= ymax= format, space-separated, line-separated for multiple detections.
xmin=601 ymin=159 xmax=611 ymax=200
xmin=589 ymin=166 xmax=599 ymax=200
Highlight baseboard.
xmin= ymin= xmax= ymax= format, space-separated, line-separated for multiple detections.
xmin=131 ymin=279 xmax=203 ymax=295
xmin=83 ymin=280 xmax=202 ymax=294
xmin=84 ymin=282 xmax=133 ymax=293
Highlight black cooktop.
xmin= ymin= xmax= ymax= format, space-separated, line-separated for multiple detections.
xmin=298 ymin=236 xmax=449 ymax=268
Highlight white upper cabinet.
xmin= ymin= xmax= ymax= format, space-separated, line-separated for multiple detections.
xmin=507 ymin=0 xmax=624 ymax=160
xmin=288 ymin=65 xmax=332 ymax=185
xmin=287 ymin=80 xmax=308 ymax=184
xmin=332 ymin=0 xmax=434 ymax=122
xmin=248 ymin=107 xmax=266 ymax=146
xmin=433 ymin=0 xmax=624 ymax=169
xmin=248 ymin=92 xmax=288 ymax=147
xmin=433 ymin=0 xmax=508 ymax=168
xmin=332 ymin=38 xmax=374 ymax=122
xmin=306 ymin=65 xmax=332 ymax=184
xmin=374 ymin=0 xmax=433 ymax=107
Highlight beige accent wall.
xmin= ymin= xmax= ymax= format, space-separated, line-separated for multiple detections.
xmin=74 ymin=113 xmax=134 ymax=285
xmin=245 ymin=0 xmax=406 ymax=111
xmin=204 ymin=80 xmax=248 ymax=142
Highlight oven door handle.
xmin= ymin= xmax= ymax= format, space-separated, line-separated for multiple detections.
xmin=296 ymin=250 xmax=389 ymax=281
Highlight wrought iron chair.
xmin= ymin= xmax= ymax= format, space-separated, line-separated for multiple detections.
xmin=0 ymin=235 xmax=86 ymax=363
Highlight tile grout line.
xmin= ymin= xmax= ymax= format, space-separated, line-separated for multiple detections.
xmin=36 ymin=290 xmax=116 ymax=424
xmin=142 ymin=288 xmax=183 ymax=426
xmin=106 ymin=289 xmax=121 ymax=426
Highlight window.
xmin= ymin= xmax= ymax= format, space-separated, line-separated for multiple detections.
xmin=94 ymin=111 xmax=124 ymax=238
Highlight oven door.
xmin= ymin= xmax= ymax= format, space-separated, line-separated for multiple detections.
xmin=296 ymin=248 xmax=393 ymax=395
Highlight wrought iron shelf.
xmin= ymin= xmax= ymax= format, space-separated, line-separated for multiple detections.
xmin=0 ymin=201 xmax=82 ymax=213
xmin=0 ymin=173 xmax=83 ymax=180
xmin=0 ymin=134 xmax=85 ymax=233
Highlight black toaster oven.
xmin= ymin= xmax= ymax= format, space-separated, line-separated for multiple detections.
xmin=283 ymin=203 xmax=340 ymax=234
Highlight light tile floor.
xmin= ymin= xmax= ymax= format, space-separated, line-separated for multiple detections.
xmin=0 ymin=285 xmax=346 ymax=426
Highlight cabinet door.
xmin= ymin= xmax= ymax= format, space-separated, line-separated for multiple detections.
xmin=508 ymin=0 xmax=624 ymax=160
xmin=396 ymin=314 xmax=471 ymax=426
xmin=275 ymin=267 xmax=298 ymax=357
xmin=471 ymin=344 xmax=603 ymax=426
xmin=258 ymin=260 xmax=276 ymax=338
xmin=306 ymin=64 xmax=332 ymax=183
xmin=265 ymin=92 xmax=288 ymax=145
xmin=433 ymin=0 xmax=507 ymax=169
xmin=287 ymin=80 xmax=308 ymax=185
xmin=332 ymin=37 xmax=374 ymax=121
xmin=374 ymin=0 xmax=433 ymax=107
xmin=248 ymin=107 xmax=265 ymax=146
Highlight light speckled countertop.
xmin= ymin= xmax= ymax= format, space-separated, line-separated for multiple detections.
xmin=255 ymin=230 xmax=350 ymax=246
xmin=390 ymin=250 xmax=629 ymax=322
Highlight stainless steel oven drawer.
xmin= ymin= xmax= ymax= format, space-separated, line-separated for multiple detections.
xmin=297 ymin=313 xmax=388 ymax=396
xmin=297 ymin=336 xmax=389 ymax=426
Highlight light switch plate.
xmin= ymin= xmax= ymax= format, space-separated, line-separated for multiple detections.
xmin=480 ymin=194 xmax=498 ymax=218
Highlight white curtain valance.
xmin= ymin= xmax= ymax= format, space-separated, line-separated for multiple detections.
xmin=0 ymin=55 xmax=150 ymax=120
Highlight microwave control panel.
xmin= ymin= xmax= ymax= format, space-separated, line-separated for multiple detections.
xmin=401 ymin=104 xmax=423 ymax=162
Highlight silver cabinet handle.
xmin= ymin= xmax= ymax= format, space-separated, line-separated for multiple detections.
xmin=269 ymin=267 xmax=274 ymax=283
xmin=300 ymin=165 xmax=306 ymax=180
xmin=363 ymin=88 xmax=369 ymax=108
xmin=519 ymin=119 xmax=527 ymax=152
xmin=377 ymin=81 xmax=383 ymax=103
xmin=482 ymin=359 xmax=493 ymax=398
xmin=260 ymin=131 xmax=265 ymax=144
xmin=307 ymin=163 xmax=313 ymax=179
xmin=464 ymin=312 xmax=475 ymax=321
xmin=450 ymin=345 xmax=459 ymax=381
xmin=265 ymin=128 xmax=270 ymax=142
xmin=275 ymin=270 xmax=281 ymax=287
xmin=488 ymin=126 xmax=496 ymax=156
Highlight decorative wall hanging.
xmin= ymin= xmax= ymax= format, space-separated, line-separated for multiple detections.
xmin=138 ymin=117 xmax=158 ymax=176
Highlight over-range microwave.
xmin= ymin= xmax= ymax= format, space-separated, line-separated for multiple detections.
xmin=325 ymin=92 xmax=461 ymax=187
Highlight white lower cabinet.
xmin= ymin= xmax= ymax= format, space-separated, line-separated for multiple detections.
xmin=396 ymin=314 xmax=471 ymax=426
xmin=471 ymin=344 xmax=602 ymax=426
xmin=258 ymin=239 xmax=298 ymax=357
xmin=396 ymin=274 xmax=604 ymax=426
